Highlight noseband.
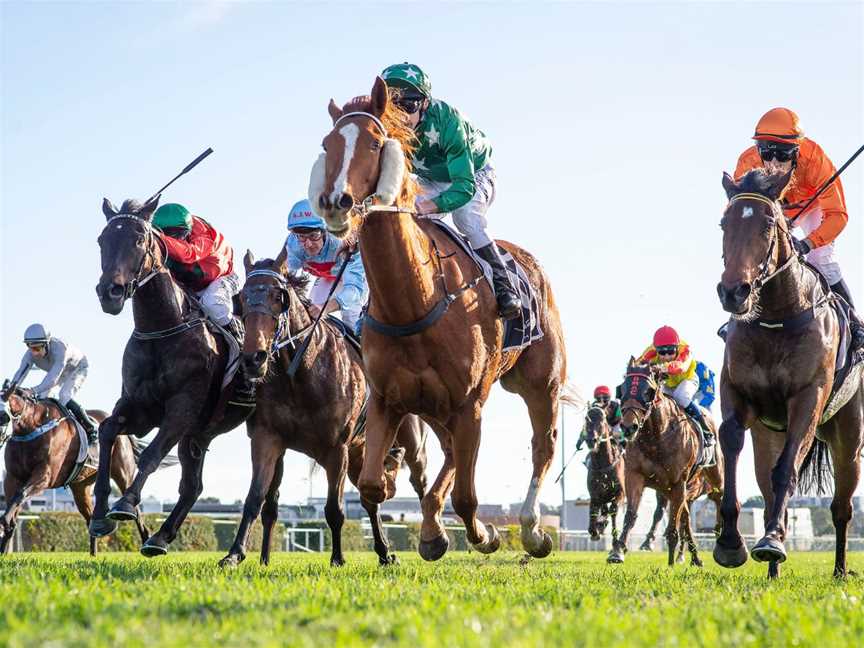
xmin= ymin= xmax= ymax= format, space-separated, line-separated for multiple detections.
xmin=727 ymin=193 xmax=797 ymax=290
xmin=104 ymin=214 xmax=166 ymax=299
xmin=620 ymin=372 xmax=659 ymax=436
xmin=243 ymin=270 xmax=313 ymax=355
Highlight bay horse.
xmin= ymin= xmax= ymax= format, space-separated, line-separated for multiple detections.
xmin=91 ymin=197 xmax=252 ymax=556
xmin=715 ymin=169 xmax=863 ymax=579
xmin=219 ymin=253 xmax=428 ymax=568
xmin=583 ymin=405 xmax=624 ymax=541
xmin=311 ymin=77 xmax=574 ymax=561
xmin=0 ymin=386 xmax=149 ymax=555
xmin=609 ymin=363 xmax=724 ymax=566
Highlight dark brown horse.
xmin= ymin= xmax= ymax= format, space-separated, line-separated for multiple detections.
xmin=0 ymin=386 xmax=149 ymax=555
xmin=218 ymin=254 xmax=428 ymax=567
xmin=583 ymin=405 xmax=624 ymax=541
xmin=609 ymin=363 xmax=724 ymax=566
xmin=715 ymin=169 xmax=863 ymax=578
xmin=91 ymin=197 xmax=252 ymax=556
xmin=311 ymin=78 xmax=575 ymax=561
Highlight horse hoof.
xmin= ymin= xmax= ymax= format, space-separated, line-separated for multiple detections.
xmin=418 ymin=533 xmax=449 ymax=562
xmin=89 ymin=517 xmax=117 ymax=538
xmin=691 ymin=557 xmax=704 ymax=568
xmin=106 ymin=499 xmax=138 ymax=522
xmin=751 ymin=536 xmax=786 ymax=564
xmin=330 ymin=557 xmax=346 ymax=567
xmin=524 ymin=531 xmax=553 ymax=559
xmin=473 ymin=524 xmax=501 ymax=555
xmin=140 ymin=538 xmax=168 ymax=558
xmin=713 ymin=540 xmax=748 ymax=568
xmin=218 ymin=553 xmax=245 ymax=569
xmin=639 ymin=541 xmax=653 ymax=551
xmin=379 ymin=554 xmax=399 ymax=567
xmin=607 ymin=550 xmax=625 ymax=564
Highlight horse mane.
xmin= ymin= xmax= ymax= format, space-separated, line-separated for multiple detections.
xmin=250 ymin=258 xmax=312 ymax=307
xmin=734 ymin=168 xmax=778 ymax=198
xmin=119 ymin=198 xmax=145 ymax=214
xmin=341 ymin=95 xmax=419 ymax=208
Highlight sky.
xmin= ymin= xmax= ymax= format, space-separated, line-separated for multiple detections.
xmin=2 ymin=1 xmax=863 ymax=515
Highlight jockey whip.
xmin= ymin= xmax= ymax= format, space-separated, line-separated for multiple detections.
xmin=145 ymin=148 xmax=214 ymax=205
xmin=286 ymin=248 xmax=356 ymax=378
xmin=554 ymin=445 xmax=582 ymax=484
xmin=789 ymin=142 xmax=864 ymax=225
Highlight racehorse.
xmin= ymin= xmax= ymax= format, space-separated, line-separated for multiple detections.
xmin=91 ymin=197 xmax=253 ymax=556
xmin=0 ymin=386 xmax=150 ymax=555
xmin=715 ymin=169 xmax=863 ymax=578
xmin=218 ymin=254 xmax=428 ymax=568
xmin=583 ymin=405 xmax=624 ymax=541
xmin=310 ymin=77 xmax=575 ymax=560
xmin=610 ymin=362 xmax=724 ymax=566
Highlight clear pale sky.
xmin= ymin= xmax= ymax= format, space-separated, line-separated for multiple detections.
xmin=2 ymin=2 xmax=862 ymax=510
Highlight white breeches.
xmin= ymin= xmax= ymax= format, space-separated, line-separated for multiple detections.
xmin=662 ymin=376 xmax=699 ymax=408
xmin=196 ymin=273 xmax=240 ymax=326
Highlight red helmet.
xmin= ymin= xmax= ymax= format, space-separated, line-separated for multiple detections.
xmin=593 ymin=385 xmax=611 ymax=399
xmin=653 ymin=325 xmax=680 ymax=348
xmin=753 ymin=107 xmax=804 ymax=144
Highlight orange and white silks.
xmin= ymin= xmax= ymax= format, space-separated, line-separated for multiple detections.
xmin=735 ymin=138 xmax=848 ymax=249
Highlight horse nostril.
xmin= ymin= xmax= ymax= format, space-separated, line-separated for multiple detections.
xmin=337 ymin=193 xmax=353 ymax=210
xmin=253 ymin=351 xmax=267 ymax=365
xmin=734 ymin=283 xmax=752 ymax=301
xmin=319 ymin=194 xmax=331 ymax=210
xmin=108 ymin=284 xmax=125 ymax=300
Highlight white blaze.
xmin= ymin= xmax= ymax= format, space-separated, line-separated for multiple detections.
xmin=331 ymin=122 xmax=359 ymax=204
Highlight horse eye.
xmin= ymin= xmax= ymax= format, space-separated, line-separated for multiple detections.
xmin=371 ymin=140 xmax=382 ymax=151
xmin=135 ymin=236 xmax=146 ymax=247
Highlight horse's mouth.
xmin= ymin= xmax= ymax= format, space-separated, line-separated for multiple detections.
xmin=96 ymin=283 xmax=127 ymax=315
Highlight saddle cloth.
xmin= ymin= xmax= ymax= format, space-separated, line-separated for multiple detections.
xmin=48 ymin=399 xmax=98 ymax=486
xmin=819 ymin=296 xmax=864 ymax=425
xmin=428 ymin=220 xmax=544 ymax=352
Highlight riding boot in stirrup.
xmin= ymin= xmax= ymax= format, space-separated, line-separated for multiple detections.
xmin=830 ymin=280 xmax=864 ymax=352
xmin=684 ymin=402 xmax=714 ymax=448
xmin=66 ymin=399 xmax=98 ymax=445
xmin=226 ymin=317 xmax=256 ymax=404
xmin=475 ymin=243 xmax=522 ymax=320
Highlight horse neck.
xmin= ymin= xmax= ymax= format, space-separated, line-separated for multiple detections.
xmin=359 ymin=212 xmax=439 ymax=322
xmin=593 ymin=433 xmax=618 ymax=466
xmin=757 ymin=235 xmax=817 ymax=320
xmin=14 ymin=398 xmax=49 ymax=431
xmin=132 ymin=271 xmax=188 ymax=331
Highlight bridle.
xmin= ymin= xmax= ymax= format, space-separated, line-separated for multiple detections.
xmin=103 ymin=214 xmax=167 ymax=300
xmin=620 ymin=371 xmax=660 ymax=438
xmin=243 ymin=270 xmax=314 ymax=358
xmin=585 ymin=406 xmax=614 ymax=449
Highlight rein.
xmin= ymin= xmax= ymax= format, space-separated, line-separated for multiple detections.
xmin=244 ymin=269 xmax=315 ymax=358
xmin=105 ymin=214 xmax=166 ymax=299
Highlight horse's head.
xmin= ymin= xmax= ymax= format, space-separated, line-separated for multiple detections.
xmin=96 ymin=197 xmax=163 ymax=315
xmin=309 ymin=76 xmax=416 ymax=237
xmin=0 ymin=384 xmax=37 ymax=429
xmin=619 ymin=359 xmax=660 ymax=441
xmin=240 ymin=251 xmax=310 ymax=380
xmin=717 ymin=169 xmax=793 ymax=317
xmin=584 ymin=406 xmax=608 ymax=452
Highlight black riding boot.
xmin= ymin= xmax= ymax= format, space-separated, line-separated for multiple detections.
xmin=830 ymin=279 xmax=864 ymax=351
xmin=475 ymin=243 xmax=522 ymax=320
xmin=226 ymin=317 xmax=256 ymax=403
xmin=66 ymin=399 xmax=98 ymax=445
xmin=684 ymin=402 xmax=714 ymax=448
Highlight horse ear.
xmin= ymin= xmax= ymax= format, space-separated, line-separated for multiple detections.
xmin=628 ymin=355 xmax=636 ymax=368
xmin=721 ymin=172 xmax=738 ymax=199
xmin=244 ymin=249 xmax=256 ymax=272
xmin=140 ymin=195 xmax=160 ymax=221
xmin=102 ymin=198 xmax=119 ymax=221
xmin=766 ymin=170 xmax=793 ymax=201
xmin=328 ymin=99 xmax=343 ymax=124
xmin=370 ymin=76 xmax=389 ymax=117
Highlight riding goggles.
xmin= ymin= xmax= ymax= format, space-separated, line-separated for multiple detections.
xmin=294 ymin=230 xmax=325 ymax=243
xmin=655 ymin=345 xmax=678 ymax=357
xmin=596 ymin=395 xmax=610 ymax=405
xmin=394 ymin=97 xmax=424 ymax=115
xmin=758 ymin=144 xmax=798 ymax=163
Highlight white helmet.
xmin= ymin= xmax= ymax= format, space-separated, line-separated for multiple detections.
xmin=23 ymin=323 xmax=51 ymax=345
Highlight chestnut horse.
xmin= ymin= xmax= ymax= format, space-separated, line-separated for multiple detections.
xmin=715 ymin=169 xmax=863 ymax=578
xmin=583 ymin=405 xmax=625 ymax=541
xmin=609 ymin=363 xmax=724 ymax=566
xmin=0 ymin=386 xmax=149 ymax=555
xmin=311 ymin=77 xmax=574 ymax=560
xmin=218 ymin=254 xmax=428 ymax=568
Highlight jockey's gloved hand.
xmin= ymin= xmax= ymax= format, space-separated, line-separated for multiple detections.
xmin=793 ymin=237 xmax=813 ymax=256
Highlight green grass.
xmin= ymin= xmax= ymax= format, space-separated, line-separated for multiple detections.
xmin=1 ymin=551 xmax=863 ymax=647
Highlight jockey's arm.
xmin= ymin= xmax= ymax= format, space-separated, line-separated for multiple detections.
xmin=282 ymin=235 xmax=308 ymax=273
xmin=32 ymin=339 xmax=70 ymax=398
xmin=800 ymin=153 xmax=848 ymax=248
xmin=160 ymin=230 xmax=216 ymax=265
xmin=10 ymin=352 xmax=34 ymax=390
xmin=333 ymin=252 xmax=369 ymax=313
xmin=432 ymin=120 xmax=476 ymax=213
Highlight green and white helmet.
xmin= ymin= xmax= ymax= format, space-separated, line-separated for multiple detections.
xmin=381 ymin=63 xmax=431 ymax=98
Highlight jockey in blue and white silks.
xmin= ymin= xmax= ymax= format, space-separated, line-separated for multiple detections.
xmin=282 ymin=199 xmax=368 ymax=331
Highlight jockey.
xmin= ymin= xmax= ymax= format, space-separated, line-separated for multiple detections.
xmin=278 ymin=199 xmax=368 ymax=333
xmin=8 ymin=324 xmax=97 ymax=443
xmin=637 ymin=326 xmax=714 ymax=449
xmin=380 ymin=62 xmax=522 ymax=320
xmin=734 ymin=107 xmax=864 ymax=350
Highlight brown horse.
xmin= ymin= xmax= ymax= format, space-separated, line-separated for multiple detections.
xmin=218 ymin=253 xmax=428 ymax=568
xmin=610 ymin=363 xmax=724 ymax=566
xmin=311 ymin=77 xmax=573 ymax=560
xmin=0 ymin=387 xmax=149 ymax=555
xmin=583 ymin=406 xmax=625 ymax=541
xmin=715 ymin=169 xmax=863 ymax=579
xmin=91 ymin=197 xmax=252 ymax=556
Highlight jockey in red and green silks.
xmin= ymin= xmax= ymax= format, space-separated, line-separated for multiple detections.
xmin=381 ymin=62 xmax=522 ymax=320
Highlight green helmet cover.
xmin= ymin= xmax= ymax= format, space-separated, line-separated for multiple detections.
xmin=153 ymin=203 xmax=192 ymax=232
xmin=381 ymin=62 xmax=431 ymax=98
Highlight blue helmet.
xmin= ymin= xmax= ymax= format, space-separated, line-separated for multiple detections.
xmin=287 ymin=199 xmax=326 ymax=231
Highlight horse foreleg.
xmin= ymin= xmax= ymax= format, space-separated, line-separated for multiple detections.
xmin=91 ymin=414 xmax=122 ymax=536
xmin=666 ymin=482 xmax=687 ymax=567
xmin=323 ymin=445 xmax=348 ymax=567
xmin=680 ymin=500 xmax=702 ymax=567
xmin=358 ymin=394 xmax=402 ymax=504
xmin=70 ymin=482 xmax=97 ymax=557
xmin=361 ymin=496 xmax=396 ymax=566
xmin=519 ymin=394 xmax=559 ymax=559
xmin=826 ymin=404 xmax=862 ymax=579
xmin=0 ymin=474 xmax=24 ymax=553
xmin=713 ymin=414 xmax=748 ymax=568
xmin=219 ymin=431 xmax=283 ymax=568
xmin=610 ymin=472 xmax=644 ymax=563
xmin=397 ymin=415 xmax=429 ymax=501
xmin=641 ymin=492 xmax=666 ymax=551
xmin=418 ymin=428 xmax=454 ymax=562
xmin=259 ymin=454 xmax=284 ymax=568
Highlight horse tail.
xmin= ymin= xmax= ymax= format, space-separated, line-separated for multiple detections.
xmin=797 ymin=437 xmax=833 ymax=495
xmin=560 ymin=381 xmax=586 ymax=410
xmin=130 ymin=437 xmax=180 ymax=470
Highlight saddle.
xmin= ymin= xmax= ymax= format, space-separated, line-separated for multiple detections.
xmin=819 ymin=295 xmax=864 ymax=425
xmin=428 ymin=220 xmax=543 ymax=352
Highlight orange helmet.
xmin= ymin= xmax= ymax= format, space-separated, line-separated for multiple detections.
xmin=653 ymin=325 xmax=680 ymax=348
xmin=753 ymin=107 xmax=804 ymax=144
